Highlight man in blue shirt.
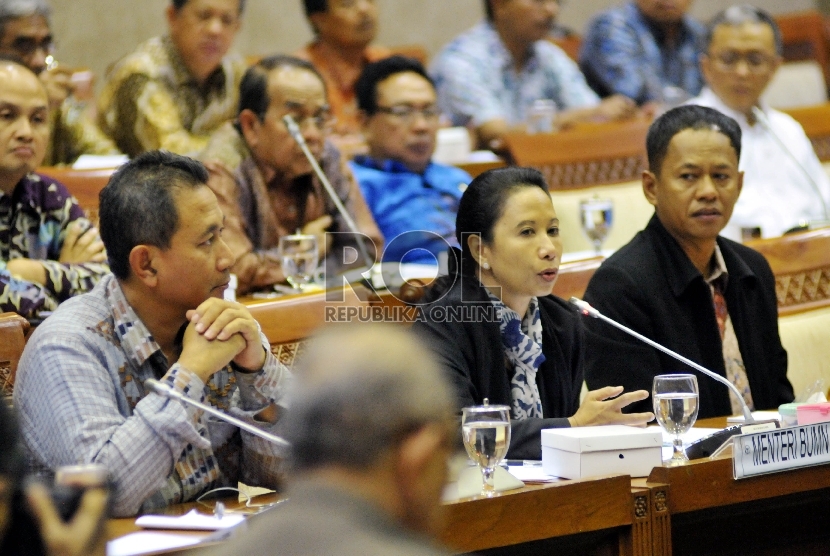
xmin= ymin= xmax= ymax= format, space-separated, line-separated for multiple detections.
xmin=351 ymin=56 xmax=470 ymax=264
xmin=580 ymin=0 xmax=705 ymax=105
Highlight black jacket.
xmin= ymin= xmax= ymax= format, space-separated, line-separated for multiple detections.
xmin=584 ymin=215 xmax=793 ymax=418
xmin=412 ymin=274 xmax=584 ymax=460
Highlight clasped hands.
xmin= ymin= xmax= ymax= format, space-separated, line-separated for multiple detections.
xmin=178 ymin=298 xmax=266 ymax=384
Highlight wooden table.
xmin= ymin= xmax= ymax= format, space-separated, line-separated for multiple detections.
xmin=640 ymin=417 xmax=830 ymax=556
xmin=106 ymin=417 xmax=830 ymax=556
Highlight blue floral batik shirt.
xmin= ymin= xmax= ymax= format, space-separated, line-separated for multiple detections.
xmin=579 ymin=2 xmax=705 ymax=104
xmin=0 ymin=172 xmax=108 ymax=319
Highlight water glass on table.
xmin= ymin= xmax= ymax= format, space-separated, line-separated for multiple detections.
xmin=653 ymin=374 xmax=699 ymax=465
xmin=461 ymin=400 xmax=511 ymax=497
xmin=279 ymin=233 xmax=319 ymax=291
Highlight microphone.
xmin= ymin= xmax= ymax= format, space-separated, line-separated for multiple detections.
xmin=282 ymin=115 xmax=379 ymax=286
xmin=569 ymin=297 xmax=756 ymax=423
xmin=145 ymin=379 xmax=291 ymax=448
xmin=751 ymin=106 xmax=830 ymax=223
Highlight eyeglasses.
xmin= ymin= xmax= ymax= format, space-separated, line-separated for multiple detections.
xmin=711 ymin=50 xmax=776 ymax=74
xmin=374 ymin=104 xmax=441 ymax=124
xmin=7 ymin=36 xmax=54 ymax=58
xmin=281 ymin=108 xmax=334 ymax=131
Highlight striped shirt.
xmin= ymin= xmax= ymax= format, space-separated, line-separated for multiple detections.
xmin=14 ymin=274 xmax=291 ymax=516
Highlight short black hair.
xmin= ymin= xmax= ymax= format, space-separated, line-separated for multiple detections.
xmin=646 ymin=105 xmax=742 ymax=176
xmin=355 ymin=55 xmax=434 ymax=115
xmin=171 ymin=0 xmax=246 ymax=14
xmin=99 ymin=150 xmax=209 ymax=280
xmin=237 ymin=54 xmax=326 ymax=121
xmin=706 ymin=5 xmax=782 ymax=56
xmin=483 ymin=0 xmax=493 ymax=21
xmin=302 ymin=0 xmax=327 ymax=17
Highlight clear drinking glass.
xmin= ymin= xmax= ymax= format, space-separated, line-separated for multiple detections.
xmin=279 ymin=234 xmax=319 ymax=291
xmin=653 ymin=374 xmax=699 ymax=466
xmin=461 ymin=401 xmax=511 ymax=497
xmin=526 ymin=99 xmax=558 ymax=134
xmin=579 ymin=197 xmax=613 ymax=255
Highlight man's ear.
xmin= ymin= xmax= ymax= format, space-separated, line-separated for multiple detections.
xmin=642 ymin=170 xmax=659 ymax=208
xmin=238 ymin=109 xmax=260 ymax=148
xmin=165 ymin=4 xmax=178 ymax=28
xmin=395 ymin=423 xmax=447 ymax=494
xmin=358 ymin=110 xmax=372 ymax=137
xmin=308 ymin=12 xmax=326 ymax=36
xmin=699 ymin=53 xmax=712 ymax=84
xmin=129 ymin=245 xmax=160 ymax=287
xmin=736 ymin=170 xmax=744 ymax=198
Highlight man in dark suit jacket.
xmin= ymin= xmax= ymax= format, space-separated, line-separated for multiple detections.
xmin=583 ymin=104 xmax=793 ymax=418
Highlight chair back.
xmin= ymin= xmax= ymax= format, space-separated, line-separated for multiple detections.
xmin=0 ymin=313 xmax=30 ymax=401
xmin=783 ymin=103 xmax=830 ymax=161
xmin=503 ymin=119 xmax=650 ymax=188
xmin=776 ymin=10 xmax=830 ymax=91
xmin=747 ymin=227 xmax=830 ymax=315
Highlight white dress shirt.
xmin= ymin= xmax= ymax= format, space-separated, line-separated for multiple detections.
xmin=689 ymin=88 xmax=830 ymax=240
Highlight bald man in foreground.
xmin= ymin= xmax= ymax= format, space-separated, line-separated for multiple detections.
xmin=200 ymin=324 xmax=457 ymax=556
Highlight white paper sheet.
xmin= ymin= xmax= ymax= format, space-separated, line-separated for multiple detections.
xmin=107 ymin=532 xmax=202 ymax=556
xmin=135 ymin=509 xmax=244 ymax=531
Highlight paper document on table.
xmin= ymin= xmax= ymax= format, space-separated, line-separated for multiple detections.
xmin=726 ymin=411 xmax=780 ymax=423
xmin=107 ymin=532 xmax=202 ymax=556
xmin=135 ymin=508 xmax=244 ymax=530
xmin=506 ymin=463 xmax=557 ymax=483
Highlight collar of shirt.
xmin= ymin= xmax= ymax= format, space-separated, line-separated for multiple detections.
xmin=105 ymin=275 xmax=167 ymax=368
xmin=692 ymin=87 xmax=772 ymax=131
xmin=352 ymin=154 xmax=465 ymax=197
xmin=162 ymin=34 xmax=227 ymax=91
xmin=704 ymin=242 xmax=729 ymax=290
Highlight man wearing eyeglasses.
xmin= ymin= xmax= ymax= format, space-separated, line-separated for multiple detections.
xmin=688 ymin=5 xmax=830 ymax=240
xmin=97 ymin=0 xmax=246 ymax=158
xmin=0 ymin=0 xmax=120 ymax=165
xmin=350 ymin=56 xmax=470 ymax=264
xmin=199 ymin=55 xmax=382 ymax=294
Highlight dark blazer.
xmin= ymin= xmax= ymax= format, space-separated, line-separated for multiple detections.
xmin=583 ymin=215 xmax=793 ymax=418
xmin=412 ymin=275 xmax=584 ymax=460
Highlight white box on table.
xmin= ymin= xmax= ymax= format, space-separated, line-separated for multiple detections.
xmin=541 ymin=425 xmax=663 ymax=479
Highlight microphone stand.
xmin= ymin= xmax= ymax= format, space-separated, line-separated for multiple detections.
xmin=751 ymin=106 xmax=830 ymax=223
xmin=569 ymin=297 xmax=756 ymax=424
xmin=145 ymin=379 xmax=291 ymax=448
xmin=282 ymin=115 xmax=383 ymax=289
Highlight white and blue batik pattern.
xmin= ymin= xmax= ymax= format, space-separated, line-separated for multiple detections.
xmin=486 ymin=289 xmax=546 ymax=420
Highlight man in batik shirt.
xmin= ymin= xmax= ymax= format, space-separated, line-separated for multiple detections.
xmin=0 ymin=59 xmax=107 ymax=319
xmin=97 ymin=0 xmax=247 ymax=157
xmin=0 ymin=0 xmax=120 ymax=165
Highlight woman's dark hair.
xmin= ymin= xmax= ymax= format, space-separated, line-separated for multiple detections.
xmin=427 ymin=167 xmax=549 ymax=299
xmin=456 ymin=166 xmax=549 ymax=269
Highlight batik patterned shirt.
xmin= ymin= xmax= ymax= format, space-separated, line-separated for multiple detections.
xmin=98 ymin=35 xmax=247 ymax=157
xmin=0 ymin=173 xmax=108 ymax=319
xmin=45 ymin=96 xmax=121 ymax=166
xmin=579 ymin=2 xmax=705 ymax=104
xmin=14 ymin=274 xmax=292 ymax=517
xmin=430 ymin=21 xmax=599 ymax=127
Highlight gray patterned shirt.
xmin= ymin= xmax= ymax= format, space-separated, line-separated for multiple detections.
xmin=14 ymin=274 xmax=291 ymax=516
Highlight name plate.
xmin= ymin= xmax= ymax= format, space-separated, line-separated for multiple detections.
xmin=733 ymin=422 xmax=830 ymax=479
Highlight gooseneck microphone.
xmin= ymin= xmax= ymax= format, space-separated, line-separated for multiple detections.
xmin=569 ymin=297 xmax=756 ymax=424
xmin=282 ymin=115 xmax=375 ymax=273
xmin=145 ymin=379 xmax=291 ymax=448
xmin=751 ymin=106 xmax=830 ymax=223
